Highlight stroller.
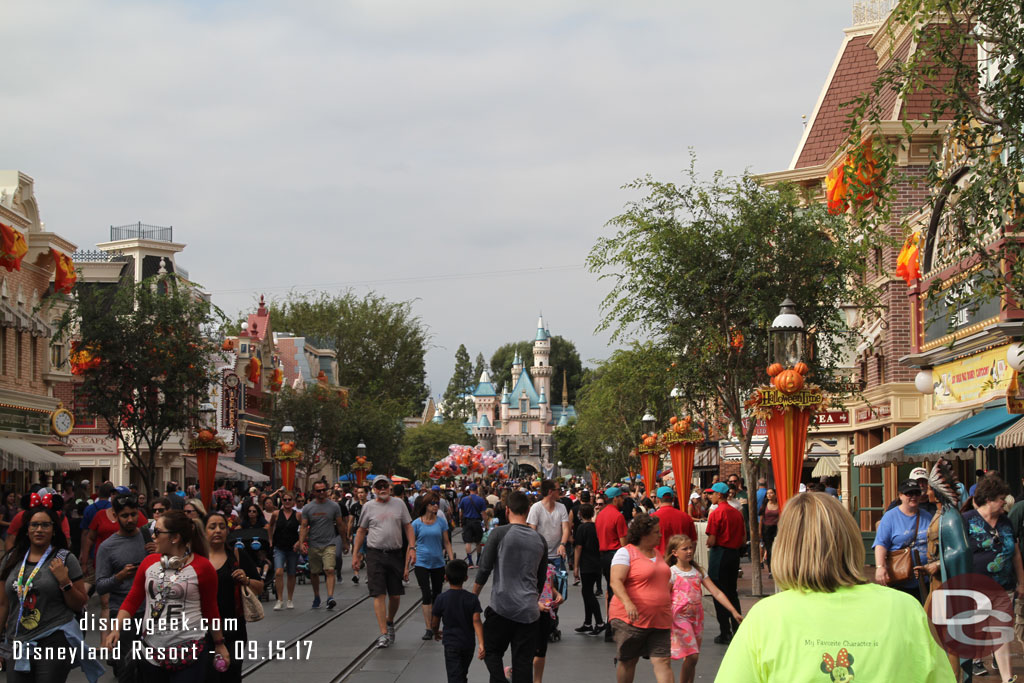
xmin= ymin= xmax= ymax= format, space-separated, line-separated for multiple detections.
xmin=229 ymin=527 xmax=276 ymax=602
xmin=544 ymin=562 xmax=569 ymax=642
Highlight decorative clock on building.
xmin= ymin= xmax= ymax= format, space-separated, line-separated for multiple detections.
xmin=51 ymin=407 xmax=74 ymax=437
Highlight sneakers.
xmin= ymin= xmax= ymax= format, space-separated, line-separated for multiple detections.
xmin=311 ymin=596 xmax=321 ymax=609
xmin=376 ymin=634 xmax=390 ymax=649
xmin=422 ymin=629 xmax=433 ymax=641
xmin=286 ymin=600 xmax=294 ymax=609
xmin=274 ymin=600 xmax=283 ymax=611
xmin=352 ymin=575 xmax=359 ymax=584
xmin=386 ymin=622 xmax=396 ymax=642
xmin=971 ymin=660 xmax=987 ymax=676
xmin=594 ymin=589 xmax=603 ymax=597
xmin=587 ymin=624 xmax=605 ymax=636
xmin=326 ymin=597 xmax=337 ymax=610
xmin=713 ymin=634 xmax=732 ymax=645
xmin=574 ymin=624 xmax=593 ymax=633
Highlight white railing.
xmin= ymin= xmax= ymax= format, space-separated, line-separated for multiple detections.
xmin=852 ymin=0 xmax=897 ymax=26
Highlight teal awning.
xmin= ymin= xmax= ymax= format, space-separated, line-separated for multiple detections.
xmin=904 ymin=406 xmax=1021 ymax=458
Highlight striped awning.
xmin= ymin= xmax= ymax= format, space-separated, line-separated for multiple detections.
xmin=853 ymin=410 xmax=971 ymax=466
xmin=0 ymin=437 xmax=81 ymax=472
xmin=219 ymin=458 xmax=269 ymax=483
xmin=995 ymin=416 xmax=1024 ymax=449
xmin=811 ymin=456 xmax=840 ymax=478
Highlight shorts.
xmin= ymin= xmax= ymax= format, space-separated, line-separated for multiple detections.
xmin=366 ymin=547 xmax=406 ymax=597
xmin=463 ymin=519 xmax=483 ymax=543
xmin=610 ymin=619 xmax=671 ymax=661
xmin=274 ymin=548 xmax=299 ymax=574
xmin=308 ymin=545 xmax=337 ymax=575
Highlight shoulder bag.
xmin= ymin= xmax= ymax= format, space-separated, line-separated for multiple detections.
xmin=233 ymin=548 xmax=264 ymax=622
xmin=885 ymin=511 xmax=921 ymax=583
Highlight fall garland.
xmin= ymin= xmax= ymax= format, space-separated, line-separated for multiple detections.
xmin=190 ymin=429 xmax=228 ymax=453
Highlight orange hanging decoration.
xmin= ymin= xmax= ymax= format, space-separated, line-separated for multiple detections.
xmin=51 ymin=249 xmax=77 ymax=294
xmin=0 ymin=223 xmax=28 ymax=272
xmin=825 ymin=164 xmax=849 ymax=215
xmin=247 ymin=357 xmax=262 ymax=384
xmin=895 ymin=232 xmax=921 ymax=286
xmin=270 ymin=366 xmax=284 ymax=392
xmin=69 ymin=341 xmax=101 ymax=375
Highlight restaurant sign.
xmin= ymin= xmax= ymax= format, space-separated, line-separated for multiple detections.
xmin=933 ymin=344 xmax=1012 ymax=409
xmin=0 ymin=406 xmax=51 ymax=436
xmin=923 ymin=272 xmax=1001 ymax=346
xmin=856 ymin=403 xmax=892 ymax=423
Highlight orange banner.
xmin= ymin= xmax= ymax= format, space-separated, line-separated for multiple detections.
xmin=590 ymin=469 xmax=600 ymax=493
xmin=765 ymin=406 xmax=813 ymax=510
xmin=51 ymin=249 xmax=77 ymax=293
xmin=194 ymin=448 xmax=219 ymax=515
xmin=668 ymin=442 xmax=695 ymax=499
xmin=639 ymin=452 xmax=659 ymax=498
xmin=0 ymin=223 xmax=28 ymax=271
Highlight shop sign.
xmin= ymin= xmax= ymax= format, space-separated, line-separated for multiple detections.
xmin=816 ymin=410 xmax=850 ymax=426
xmin=758 ymin=388 xmax=824 ymax=409
xmin=924 ymin=272 xmax=1001 ymax=346
xmin=66 ymin=435 xmax=118 ymax=455
xmin=934 ymin=344 xmax=1012 ymax=409
xmin=856 ymin=403 xmax=892 ymax=423
xmin=0 ymin=406 xmax=50 ymax=436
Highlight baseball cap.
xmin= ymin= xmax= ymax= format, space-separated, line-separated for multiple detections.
xmin=431 ymin=485 xmax=441 ymax=492
xmin=656 ymin=486 xmax=673 ymax=499
xmin=114 ymin=486 xmax=130 ymax=495
xmin=711 ymin=482 xmax=730 ymax=495
xmin=372 ymin=478 xmax=390 ymax=489
xmin=909 ymin=467 xmax=929 ymax=480
xmin=604 ymin=486 xmax=623 ymax=499
xmin=690 ymin=491 xmax=701 ymax=500
xmin=898 ymin=479 xmax=923 ymax=495
xmin=468 ymin=483 xmax=478 ymax=491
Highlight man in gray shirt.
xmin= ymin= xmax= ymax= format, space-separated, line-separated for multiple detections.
xmin=474 ymin=490 xmax=548 ymax=683
xmin=353 ymin=477 xmax=415 ymax=648
xmin=299 ymin=482 xmax=348 ymax=610
xmin=95 ymin=494 xmax=148 ymax=683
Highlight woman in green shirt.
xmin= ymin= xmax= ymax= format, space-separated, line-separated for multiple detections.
xmin=715 ymin=492 xmax=954 ymax=683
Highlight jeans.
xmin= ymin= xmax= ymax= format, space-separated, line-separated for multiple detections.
xmin=482 ymin=607 xmax=539 ymax=683
xmin=7 ymin=630 xmax=73 ymax=683
xmin=443 ymin=645 xmax=474 ymax=683
xmin=708 ymin=546 xmax=741 ymax=637
xmin=580 ymin=571 xmax=603 ymax=625
xmin=274 ymin=547 xmax=299 ymax=574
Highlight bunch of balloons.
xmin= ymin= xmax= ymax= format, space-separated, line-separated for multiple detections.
xmin=429 ymin=444 xmax=508 ymax=479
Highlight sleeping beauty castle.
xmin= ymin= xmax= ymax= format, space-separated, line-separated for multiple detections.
xmin=463 ymin=316 xmax=576 ymax=476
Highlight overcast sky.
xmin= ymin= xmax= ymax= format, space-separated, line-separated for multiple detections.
xmin=5 ymin=0 xmax=855 ymax=400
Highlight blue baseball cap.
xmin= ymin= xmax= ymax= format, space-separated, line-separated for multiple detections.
xmin=604 ymin=486 xmax=623 ymax=498
xmin=656 ymin=486 xmax=673 ymax=499
xmin=711 ymin=482 xmax=730 ymax=495
xmin=114 ymin=486 xmax=130 ymax=495
xmin=431 ymin=485 xmax=441 ymax=492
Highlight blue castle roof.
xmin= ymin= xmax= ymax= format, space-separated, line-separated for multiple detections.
xmin=472 ymin=370 xmax=497 ymax=397
xmin=509 ymin=368 xmax=540 ymax=409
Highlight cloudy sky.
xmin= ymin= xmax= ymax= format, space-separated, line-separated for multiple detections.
xmin=5 ymin=0 xmax=854 ymax=398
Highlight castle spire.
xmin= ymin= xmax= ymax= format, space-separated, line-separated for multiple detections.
xmin=562 ymin=369 xmax=569 ymax=408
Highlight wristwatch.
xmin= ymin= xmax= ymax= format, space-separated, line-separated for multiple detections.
xmin=60 ymin=583 xmax=73 ymax=593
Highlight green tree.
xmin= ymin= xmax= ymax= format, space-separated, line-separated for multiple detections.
xmin=269 ymin=383 xmax=349 ymax=489
xmin=489 ymin=335 xmax=583 ymax=405
xmin=55 ymin=275 xmax=224 ymax=497
xmin=473 ymin=353 xmax=487 ymax=386
xmin=572 ymin=344 xmax=678 ymax=482
xmin=587 ymin=165 xmax=876 ymax=595
xmin=552 ymin=421 xmax=587 ymax=473
xmin=846 ymin=0 xmax=1024 ymax=316
xmin=269 ymin=291 xmax=430 ymax=412
xmin=442 ymin=344 xmax=474 ymax=420
xmin=399 ymin=421 xmax=478 ymax=477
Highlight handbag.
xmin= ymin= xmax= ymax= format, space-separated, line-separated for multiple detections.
xmin=886 ymin=511 xmax=921 ymax=583
xmin=233 ymin=548 xmax=264 ymax=623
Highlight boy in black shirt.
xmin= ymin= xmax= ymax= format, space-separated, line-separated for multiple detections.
xmin=432 ymin=559 xmax=484 ymax=683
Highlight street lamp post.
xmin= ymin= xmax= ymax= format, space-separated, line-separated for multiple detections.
xmin=274 ymin=422 xmax=301 ymax=492
xmin=192 ymin=402 xmax=224 ymax=515
xmin=352 ymin=440 xmax=370 ymax=486
xmin=752 ymin=298 xmax=822 ymax=509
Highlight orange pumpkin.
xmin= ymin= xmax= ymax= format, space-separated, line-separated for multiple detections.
xmin=767 ymin=363 xmax=784 ymax=377
xmin=669 ymin=416 xmax=678 ymax=425
xmin=794 ymin=362 xmax=809 ymax=376
xmin=281 ymin=442 xmax=294 ymax=455
xmin=774 ymin=369 xmax=805 ymax=394
xmin=197 ymin=429 xmax=215 ymax=442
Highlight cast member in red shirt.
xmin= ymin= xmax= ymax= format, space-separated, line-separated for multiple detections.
xmin=706 ymin=482 xmax=744 ymax=644
xmin=651 ymin=486 xmax=696 ymax=554
xmin=595 ymin=486 xmax=628 ymax=642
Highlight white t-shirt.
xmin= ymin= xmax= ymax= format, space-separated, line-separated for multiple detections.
xmin=670 ymin=564 xmax=701 ymax=580
xmin=526 ymin=500 xmax=569 ymax=559
xmin=611 ymin=546 xmax=660 ymax=567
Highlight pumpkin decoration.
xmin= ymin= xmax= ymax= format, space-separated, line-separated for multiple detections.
xmin=197 ymin=429 xmax=215 ymax=442
xmin=767 ymin=363 xmax=784 ymax=377
xmin=280 ymin=442 xmax=295 ymax=455
xmin=669 ymin=416 xmax=678 ymax=425
xmin=774 ymin=369 xmax=805 ymax=395
xmin=794 ymin=362 xmax=809 ymax=376
xmin=643 ymin=435 xmax=658 ymax=447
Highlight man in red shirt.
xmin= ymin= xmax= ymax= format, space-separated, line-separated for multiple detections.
xmin=595 ymin=486 xmax=628 ymax=642
xmin=651 ymin=486 xmax=696 ymax=554
xmin=706 ymin=482 xmax=744 ymax=644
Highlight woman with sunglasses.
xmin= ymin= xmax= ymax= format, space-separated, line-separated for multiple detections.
xmin=103 ymin=510 xmax=227 ymax=682
xmin=268 ymin=492 xmax=302 ymax=610
xmin=410 ymin=491 xmax=453 ymax=640
xmin=872 ymin=479 xmax=932 ymax=603
xmin=0 ymin=498 xmax=99 ymax=682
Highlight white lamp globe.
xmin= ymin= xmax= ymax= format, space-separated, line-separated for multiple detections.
xmin=1008 ymin=343 xmax=1024 ymax=372
xmin=914 ymin=369 xmax=934 ymax=395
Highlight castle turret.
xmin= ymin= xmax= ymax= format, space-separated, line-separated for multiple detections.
xmin=500 ymin=382 xmax=510 ymax=422
xmin=472 ymin=370 xmax=497 ymax=450
xmin=531 ymin=315 xmax=552 ymax=408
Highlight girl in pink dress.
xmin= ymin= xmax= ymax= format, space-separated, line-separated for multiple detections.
xmin=665 ymin=534 xmax=743 ymax=683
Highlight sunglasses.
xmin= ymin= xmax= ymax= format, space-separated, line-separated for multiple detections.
xmin=152 ymin=507 xmax=166 ymax=513
xmin=152 ymin=529 xmax=171 ymax=536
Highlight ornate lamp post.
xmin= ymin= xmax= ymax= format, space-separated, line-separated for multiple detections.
xmin=191 ymin=402 xmax=225 ymax=515
xmin=662 ymin=416 xmax=704 ymax=498
xmin=351 ymin=440 xmax=371 ymax=486
xmin=748 ymin=298 xmax=822 ymax=509
xmin=275 ymin=423 xmax=302 ymax=493
xmin=636 ymin=411 xmax=662 ymax=496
